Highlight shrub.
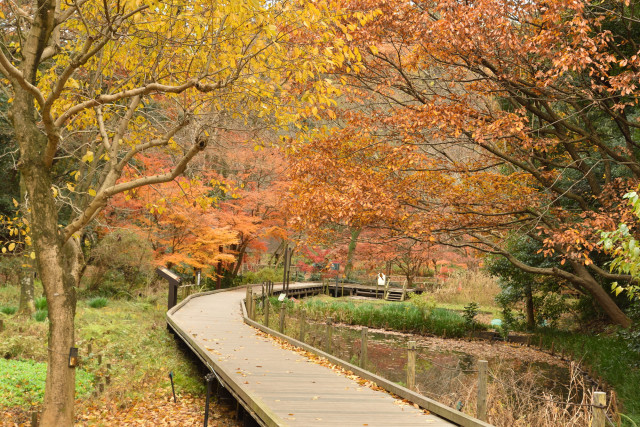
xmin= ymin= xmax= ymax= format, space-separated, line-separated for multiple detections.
xmin=33 ymin=310 xmax=48 ymax=322
xmin=619 ymin=300 xmax=640 ymax=357
xmin=87 ymin=297 xmax=108 ymax=309
xmin=85 ymin=229 xmax=155 ymax=296
xmin=463 ymin=302 xmax=479 ymax=329
xmin=238 ymin=267 xmax=282 ymax=286
xmin=535 ymin=293 xmax=569 ymax=328
xmin=0 ymin=306 xmax=17 ymax=315
xmin=0 ymin=256 xmax=23 ymax=285
xmin=408 ymin=292 xmax=436 ymax=319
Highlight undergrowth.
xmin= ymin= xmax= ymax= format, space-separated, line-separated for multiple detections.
xmin=87 ymin=297 xmax=108 ymax=308
xmin=537 ymin=329 xmax=640 ymax=425
xmin=0 ymin=290 xmax=206 ymax=415
xmin=0 ymin=359 xmax=93 ymax=407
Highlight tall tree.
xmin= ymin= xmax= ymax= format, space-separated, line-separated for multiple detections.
xmin=290 ymin=0 xmax=640 ymax=326
xmin=0 ymin=0 xmax=370 ymax=423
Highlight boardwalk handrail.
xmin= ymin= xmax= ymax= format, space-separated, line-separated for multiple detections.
xmin=168 ymin=283 xmax=493 ymax=427
xmin=167 ymin=285 xmax=284 ymax=427
xmin=241 ymin=284 xmax=494 ymax=427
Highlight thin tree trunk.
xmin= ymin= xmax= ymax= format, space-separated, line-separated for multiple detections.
xmin=18 ymin=270 xmax=36 ymax=315
xmin=344 ymin=227 xmax=361 ymax=279
xmin=232 ymin=241 xmax=248 ymax=278
xmin=525 ymin=282 xmax=535 ymax=330
xmin=18 ymin=173 xmax=35 ymax=315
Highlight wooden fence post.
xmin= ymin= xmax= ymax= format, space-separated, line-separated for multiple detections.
xmin=104 ymin=362 xmax=111 ymax=385
xmin=325 ymin=317 xmax=333 ymax=353
xmin=360 ymin=327 xmax=368 ymax=368
xmin=407 ymin=341 xmax=416 ymax=391
xmin=299 ymin=310 xmax=307 ymax=342
xmin=592 ymin=391 xmax=606 ymax=427
xmin=247 ymin=288 xmax=253 ymax=320
xmin=477 ymin=360 xmax=488 ymax=421
xmin=279 ymin=304 xmax=286 ymax=333
xmin=30 ymin=411 xmax=38 ymax=427
xmin=265 ymin=299 xmax=270 ymax=328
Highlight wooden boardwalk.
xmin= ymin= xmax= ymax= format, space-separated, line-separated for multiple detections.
xmin=167 ymin=284 xmax=491 ymax=427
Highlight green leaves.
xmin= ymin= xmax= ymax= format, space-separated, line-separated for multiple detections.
xmin=599 ymin=186 xmax=640 ymax=300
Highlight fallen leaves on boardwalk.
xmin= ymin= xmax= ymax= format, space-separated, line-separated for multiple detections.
xmin=253 ymin=329 xmax=430 ymax=414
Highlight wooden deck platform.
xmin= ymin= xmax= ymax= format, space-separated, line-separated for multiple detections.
xmin=167 ymin=283 xmax=492 ymax=427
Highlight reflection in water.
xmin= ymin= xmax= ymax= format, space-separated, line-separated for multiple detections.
xmin=297 ymin=319 xmax=574 ymax=403
xmin=255 ymin=311 xmax=598 ymax=425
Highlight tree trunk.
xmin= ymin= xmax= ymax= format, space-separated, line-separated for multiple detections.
xmin=18 ymin=173 xmax=35 ymax=315
xmin=344 ymin=227 xmax=361 ymax=279
xmin=12 ymin=92 xmax=83 ymax=426
xmin=18 ymin=269 xmax=36 ymax=315
xmin=571 ymin=262 xmax=631 ymax=328
xmin=524 ymin=282 xmax=535 ymax=330
xmin=232 ymin=242 xmax=248 ymax=278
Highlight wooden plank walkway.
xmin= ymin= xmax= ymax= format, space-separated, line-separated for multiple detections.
xmin=167 ymin=284 xmax=488 ymax=427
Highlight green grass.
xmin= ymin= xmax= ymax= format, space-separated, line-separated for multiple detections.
xmin=269 ymin=296 xmax=471 ymax=338
xmin=87 ymin=297 xmax=108 ymax=308
xmin=0 ymin=358 xmax=94 ymax=407
xmin=33 ymin=310 xmax=48 ymax=322
xmin=537 ymin=329 xmax=640 ymax=424
xmin=35 ymin=296 xmax=47 ymax=311
xmin=0 ymin=306 xmax=17 ymax=315
xmin=0 ymin=289 xmax=205 ymax=410
xmin=75 ymin=296 xmax=205 ymax=398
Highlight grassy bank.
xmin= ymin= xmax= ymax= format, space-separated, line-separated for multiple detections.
xmin=267 ymin=295 xmax=472 ymax=338
xmin=537 ymin=330 xmax=640 ymax=424
xmin=0 ymin=284 xmax=239 ymax=425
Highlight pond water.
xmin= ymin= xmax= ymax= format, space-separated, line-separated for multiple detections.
xmin=302 ymin=321 xmax=574 ymax=404
xmin=258 ymin=309 xmax=586 ymax=413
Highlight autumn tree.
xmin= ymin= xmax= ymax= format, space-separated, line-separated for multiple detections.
xmin=103 ymin=162 xmax=239 ymax=278
xmin=0 ymin=0 xmax=372 ymax=423
xmin=207 ymin=134 xmax=290 ymax=277
xmin=289 ymin=0 xmax=640 ymax=326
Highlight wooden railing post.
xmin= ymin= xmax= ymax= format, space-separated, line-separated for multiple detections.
xmin=299 ymin=309 xmax=307 ymax=342
xmin=247 ymin=288 xmax=253 ymax=320
xmin=407 ymin=341 xmax=416 ymax=391
xmin=325 ymin=317 xmax=333 ymax=353
xmin=279 ymin=304 xmax=286 ymax=333
xmin=360 ymin=327 xmax=368 ymax=368
xmin=592 ymin=391 xmax=606 ymax=427
xmin=251 ymin=294 xmax=256 ymax=320
xmin=265 ymin=299 xmax=270 ymax=328
xmin=156 ymin=267 xmax=180 ymax=311
xmin=477 ymin=360 xmax=488 ymax=421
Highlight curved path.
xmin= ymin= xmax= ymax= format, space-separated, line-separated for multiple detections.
xmin=167 ymin=283 xmax=490 ymax=427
